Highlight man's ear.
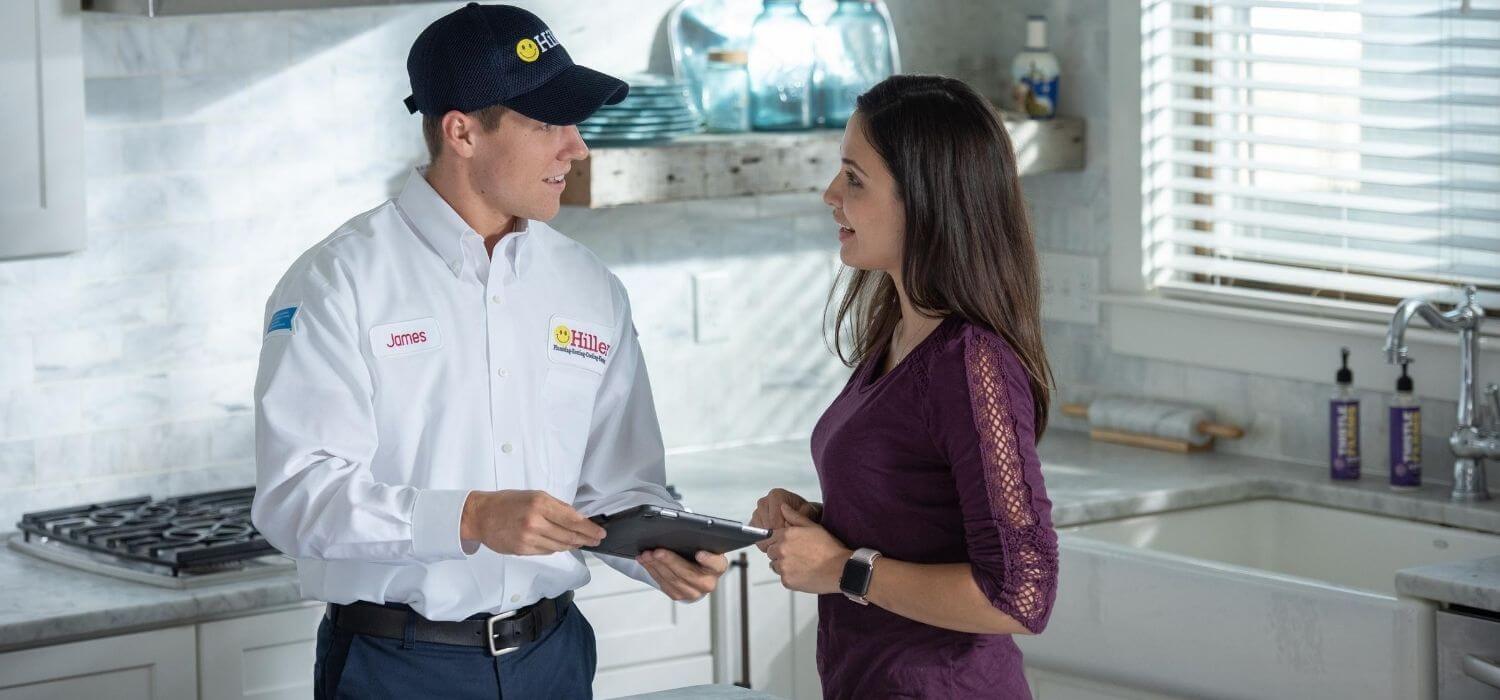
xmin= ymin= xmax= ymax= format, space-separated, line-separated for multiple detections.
xmin=442 ymin=110 xmax=477 ymax=159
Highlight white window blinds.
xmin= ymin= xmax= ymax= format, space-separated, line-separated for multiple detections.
xmin=1141 ymin=0 xmax=1500 ymax=315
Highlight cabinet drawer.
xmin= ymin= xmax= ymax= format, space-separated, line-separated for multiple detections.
xmin=1437 ymin=608 xmax=1500 ymax=700
xmin=0 ymin=627 xmax=196 ymax=700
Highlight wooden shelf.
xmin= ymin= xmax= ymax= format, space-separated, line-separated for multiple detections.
xmin=561 ymin=111 xmax=1084 ymax=209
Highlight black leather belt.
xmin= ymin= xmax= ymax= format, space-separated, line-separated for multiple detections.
xmin=327 ymin=591 xmax=574 ymax=657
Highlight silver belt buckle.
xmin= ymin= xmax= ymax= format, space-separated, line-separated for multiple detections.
xmin=485 ymin=608 xmax=521 ymax=657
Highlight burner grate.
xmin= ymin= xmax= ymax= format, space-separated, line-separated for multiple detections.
xmin=16 ymin=486 xmax=278 ymax=576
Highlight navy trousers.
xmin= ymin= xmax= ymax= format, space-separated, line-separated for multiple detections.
xmin=314 ymin=601 xmax=597 ymax=699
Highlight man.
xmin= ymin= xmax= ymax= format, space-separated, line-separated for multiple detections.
xmin=251 ymin=5 xmax=727 ymax=698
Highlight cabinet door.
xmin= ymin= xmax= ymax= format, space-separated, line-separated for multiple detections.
xmin=737 ymin=547 xmax=820 ymax=699
xmin=0 ymin=0 xmax=85 ymax=258
xmin=577 ymin=556 xmax=714 ymax=698
xmin=197 ymin=604 xmax=325 ymax=700
xmin=0 ymin=627 xmax=197 ymax=700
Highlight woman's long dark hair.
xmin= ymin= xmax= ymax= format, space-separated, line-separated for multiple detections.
xmin=827 ymin=74 xmax=1053 ymax=439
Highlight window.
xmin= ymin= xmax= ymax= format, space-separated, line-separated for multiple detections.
xmin=1141 ymin=0 xmax=1499 ymax=317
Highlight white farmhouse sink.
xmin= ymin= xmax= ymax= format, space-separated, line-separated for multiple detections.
xmin=1016 ymin=499 xmax=1500 ymax=700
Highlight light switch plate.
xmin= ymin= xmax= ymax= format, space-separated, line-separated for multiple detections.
xmin=693 ymin=270 xmax=733 ymax=343
xmin=1040 ymin=252 xmax=1099 ymax=325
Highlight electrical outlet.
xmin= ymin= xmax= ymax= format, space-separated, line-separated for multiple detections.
xmin=693 ymin=270 xmax=733 ymax=343
xmin=1040 ymin=252 xmax=1099 ymax=325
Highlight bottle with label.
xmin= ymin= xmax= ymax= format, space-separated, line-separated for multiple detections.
xmin=1010 ymin=15 xmax=1060 ymax=119
xmin=1330 ymin=347 xmax=1361 ymax=480
xmin=1389 ymin=359 xmax=1421 ymax=490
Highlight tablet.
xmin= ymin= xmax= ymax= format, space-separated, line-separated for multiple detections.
xmin=583 ymin=505 xmax=771 ymax=561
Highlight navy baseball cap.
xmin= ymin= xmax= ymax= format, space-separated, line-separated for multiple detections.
xmin=404 ymin=3 xmax=629 ymax=126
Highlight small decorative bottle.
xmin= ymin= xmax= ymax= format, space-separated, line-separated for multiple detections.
xmin=1010 ymin=15 xmax=1060 ymax=119
xmin=1389 ymin=359 xmax=1421 ymax=490
xmin=701 ymin=50 xmax=751 ymax=133
xmin=1330 ymin=347 xmax=1361 ymax=481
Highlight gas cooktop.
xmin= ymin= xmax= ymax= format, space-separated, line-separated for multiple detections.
xmin=8 ymin=486 xmax=294 ymax=589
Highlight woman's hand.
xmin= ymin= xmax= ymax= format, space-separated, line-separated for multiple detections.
xmin=748 ymin=488 xmax=822 ymax=553
xmin=765 ymin=505 xmax=852 ymax=595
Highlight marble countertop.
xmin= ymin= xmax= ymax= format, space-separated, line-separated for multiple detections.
xmin=2 ymin=429 xmax=1497 ymax=652
xmin=1395 ymin=556 xmax=1500 ymax=613
xmin=620 ymin=684 xmax=784 ymax=699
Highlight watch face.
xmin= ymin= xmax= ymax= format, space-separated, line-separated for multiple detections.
xmin=840 ymin=558 xmax=872 ymax=596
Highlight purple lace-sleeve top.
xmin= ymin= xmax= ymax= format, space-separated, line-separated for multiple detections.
xmin=809 ymin=315 xmax=1059 ymax=699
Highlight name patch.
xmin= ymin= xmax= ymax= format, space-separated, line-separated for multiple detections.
xmin=369 ymin=317 xmax=443 ymax=359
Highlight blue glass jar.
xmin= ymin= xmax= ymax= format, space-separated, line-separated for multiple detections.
xmin=748 ymin=0 xmax=817 ymax=131
xmin=815 ymin=0 xmax=895 ymax=128
xmin=701 ymin=50 xmax=751 ymax=133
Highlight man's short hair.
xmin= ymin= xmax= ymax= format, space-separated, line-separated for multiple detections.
xmin=422 ymin=104 xmax=510 ymax=161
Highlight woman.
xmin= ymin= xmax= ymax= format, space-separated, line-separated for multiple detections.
xmin=749 ymin=74 xmax=1059 ymax=699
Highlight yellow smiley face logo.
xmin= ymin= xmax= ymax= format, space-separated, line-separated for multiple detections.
xmin=516 ymin=38 xmax=541 ymax=63
xmin=553 ymin=324 xmax=572 ymax=346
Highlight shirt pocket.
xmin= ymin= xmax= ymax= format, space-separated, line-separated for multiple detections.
xmin=541 ymin=366 xmax=602 ymax=500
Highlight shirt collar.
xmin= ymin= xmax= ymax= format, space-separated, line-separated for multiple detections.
xmin=395 ymin=167 xmax=533 ymax=280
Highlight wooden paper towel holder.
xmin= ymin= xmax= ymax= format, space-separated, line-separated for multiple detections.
xmin=1061 ymin=402 xmax=1245 ymax=453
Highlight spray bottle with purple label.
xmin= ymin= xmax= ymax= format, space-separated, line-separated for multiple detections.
xmin=1389 ymin=359 xmax=1421 ymax=490
xmin=1330 ymin=347 xmax=1361 ymax=480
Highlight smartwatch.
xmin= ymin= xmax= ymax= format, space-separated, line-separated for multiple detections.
xmin=840 ymin=548 xmax=881 ymax=605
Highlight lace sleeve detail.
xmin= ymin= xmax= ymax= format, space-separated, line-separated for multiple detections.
xmin=962 ymin=332 xmax=1058 ymax=634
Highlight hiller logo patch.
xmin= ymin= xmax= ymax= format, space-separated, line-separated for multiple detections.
xmin=548 ymin=316 xmax=613 ymax=373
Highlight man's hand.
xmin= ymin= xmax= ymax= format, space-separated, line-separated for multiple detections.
xmin=460 ymin=490 xmax=607 ymax=556
xmin=748 ymin=488 xmax=821 ymax=553
xmin=637 ymin=549 xmax=728 ymax=602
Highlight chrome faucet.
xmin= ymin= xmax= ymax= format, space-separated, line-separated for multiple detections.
xmin=1384 ymin=285 xmax=1495 ymax=502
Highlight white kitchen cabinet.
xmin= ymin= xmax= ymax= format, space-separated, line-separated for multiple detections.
xmin=578 ymin=555 xmax=715 ymax=699
xmin=196 ymin=604 xmax=324 ymax=700
xmin=0 ymin=627 xmax=197 ymax=700
xmin=713 ymin=547 xmax=821 ymax=699
xmin=0 ymin=0 xmax=85 ymax=258
xmin=0 ymin=559 xmax=718 ymax=700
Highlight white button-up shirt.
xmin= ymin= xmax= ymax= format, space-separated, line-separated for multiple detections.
xmin=252 ymin=169 xmax=679 ymax=621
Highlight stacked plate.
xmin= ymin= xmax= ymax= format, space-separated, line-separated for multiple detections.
xmin=579 ymin=74 xmax=702 ymax=145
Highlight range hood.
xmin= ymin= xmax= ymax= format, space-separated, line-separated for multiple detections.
xmin=83 ymin=0 xmax=449 ymax=16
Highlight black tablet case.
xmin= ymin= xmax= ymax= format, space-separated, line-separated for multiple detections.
xmin=583 ymin=505 xmax=770 ymax=561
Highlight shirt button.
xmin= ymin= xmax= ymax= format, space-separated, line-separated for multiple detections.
xmin=497 ymin=368 xmax=509 ymax=378
xmin=501 ymin=443 xmax=514 ymax=454
xmin=491 ymin=295 xmax=503 ymax=304
xmin=510 ymin=594 xmax=521 ymax=603
xmin=449 ymin=261 xmax=462 ymax=274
